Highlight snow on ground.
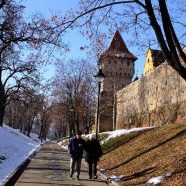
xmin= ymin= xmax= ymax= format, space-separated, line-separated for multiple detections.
xmin=109 ymin=173 xmax=172 ymax=185
xmin=0 ymin=124 xmax=156 ymax=185
xmin=100 ymin=126 xmax=155 ymax=144
xmin=59 ymin=126 xmax=155 ymax=153
xmin=109 ymin=175 xmax=124 ymax=182
xmin=146 ymin=173 xmax=172 ymax=185
xmin=147 ymin=176 xmax=164 ymax=185
xmin=59 ymin=126 xmax=156 ymax=149
xmin=0 ymin=125 xmax=42 ymax=184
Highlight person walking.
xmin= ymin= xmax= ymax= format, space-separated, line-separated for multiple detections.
xmin=68 ymin=131 xmax=85 ymax=180
xmin=85 ymin=134 xmax=103 ymax=179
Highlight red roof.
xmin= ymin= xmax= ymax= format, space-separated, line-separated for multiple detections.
xmin=103 ymin=31 xmax=137 ymax=61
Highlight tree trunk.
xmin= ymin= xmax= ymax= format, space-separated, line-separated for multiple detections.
xmin=39 ymin=121 xmax=45 ymax=140
xmin=158 ymin=0 xmax=186 ymax=80
xmin=26 ymin=119 xmax=33 ymax=137
xmin=75 ymin=114 xmax=80 ymax=132
xmin=159 ymin=0 xmax=186 ymax=64
xmin=39 ymin=129 xmax=43 ymax=141
xmin=145 ymin=0 xmax=186 ymax=81
xmin=0 ymin=85 xmax=6 ymax=126
xmin=0 ymin=103 xmax=5 ymax=126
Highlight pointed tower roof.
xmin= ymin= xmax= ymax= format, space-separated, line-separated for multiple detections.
xmin=103 ymin=30 xmax=137 ymax=61
xmin=108 ymin=30 xmax=129 ymax=52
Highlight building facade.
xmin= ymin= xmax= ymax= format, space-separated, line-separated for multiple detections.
xmin=96 ymin=32 xmax=186 ymax=133
xmin=144 ymin=48 xmax=165 ymax=75
xmin=98 ymin=31 xmax=137 ymax=132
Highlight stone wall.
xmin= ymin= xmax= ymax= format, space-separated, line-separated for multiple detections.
xmin=116 ymin=63 xmax=186 ymax=129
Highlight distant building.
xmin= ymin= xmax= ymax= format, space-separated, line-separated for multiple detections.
xmin=100 ymin=30 xmax=137 ymax=93
xmin=93 ymin=34 xmax=186 ymax=133
xmin=144 ymin=48 xmax=165 ymax=75
xmin=98 ymin=30 xmax=137 ymax=132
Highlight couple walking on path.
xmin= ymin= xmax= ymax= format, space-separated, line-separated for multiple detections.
xmin=68 ymin=131 xmax=103 ymax=180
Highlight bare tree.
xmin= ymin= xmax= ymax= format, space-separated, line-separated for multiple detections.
xmin=0 ymin=0 xmax=5 ymax=9
xmin=51 ymin=102 xmax=67 ymax=138
xmin=0 ymin=0 xmax=68 ymax=126
xmin=37 ymin=99 xmax=52 ymax=141
xmin=4 ymin=89 xmax=41 ymax=134
xmin=4 ymin=98 xmax=25 ymax=130
xmin=52 ymin=59 xmax=97 ymax=135
xmin=60 ymin=0 xmax=186 ymax=80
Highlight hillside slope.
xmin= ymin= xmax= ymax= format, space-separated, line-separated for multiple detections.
xmin=0 ymin=125 xmax=41 ymax=184
xmin=98 ymin=123 xmax=186 ymax=186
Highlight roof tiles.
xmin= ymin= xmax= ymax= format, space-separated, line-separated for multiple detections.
xmin=103 ymin=30 xmax=137 ymax=61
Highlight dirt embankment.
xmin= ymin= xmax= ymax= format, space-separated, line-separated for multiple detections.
xmin=99 ymin=123 xmax=186 ymax=186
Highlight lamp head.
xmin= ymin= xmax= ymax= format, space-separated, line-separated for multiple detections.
xmin=94 ymin=69 xmax=106 ymax=83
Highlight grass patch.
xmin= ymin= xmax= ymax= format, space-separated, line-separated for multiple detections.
xmin=98 ymin=133 xmax=109 ymax=142
xmin=100 ymin=128 xmax=154 ymax=154
xmin=101 ymin=131 xmax=145 ymax=154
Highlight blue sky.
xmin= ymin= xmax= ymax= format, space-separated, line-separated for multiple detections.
xmin=22 ymin=0 xmax=89 ymax=59
xmin=22 ymin=0 xmax=146 ymax=78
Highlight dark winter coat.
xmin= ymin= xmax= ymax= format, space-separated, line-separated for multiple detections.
xmin=85 ymin=139 xmax=103 ymax=163
xmin=68 ymin=137 xmax=85 ymax=160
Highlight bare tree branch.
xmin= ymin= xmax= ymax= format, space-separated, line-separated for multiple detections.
xmin=0 ymin=0 xmax=5 ymax=9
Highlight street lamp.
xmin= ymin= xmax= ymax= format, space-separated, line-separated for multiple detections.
xmin=69 ymin=106 xmax=74 ymax=141
xmin=94 ymin=68 xmax=106 ymax=139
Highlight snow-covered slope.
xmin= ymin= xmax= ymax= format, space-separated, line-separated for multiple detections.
xmin=0 ymin=125 xmax=42 ymax=184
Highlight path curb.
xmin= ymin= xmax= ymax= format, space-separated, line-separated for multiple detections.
xmin=1 ymin=145 xmax=42 ymax=186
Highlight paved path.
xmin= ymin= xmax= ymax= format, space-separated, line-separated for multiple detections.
xmin=15 ymin=141 xmax=109 ymax=186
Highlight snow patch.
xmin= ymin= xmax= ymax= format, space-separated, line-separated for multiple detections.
xmin=101 ymin=126 xmax=155 ymax=144
xmin=147 ymin=172 xmax=172 ymax=185
xmin=0 ymin=125 xmax=42 ymax=184
xmin=109 ymin=175 xmax=124 ymax=182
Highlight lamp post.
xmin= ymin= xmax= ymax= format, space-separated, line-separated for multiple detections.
xmin=69 ymin=106 xmax=74 ymax=141
xmin=62 ymin=116 xmax=66 ymax=137
xmin=94 ymin=68 xmax=106 ymax=139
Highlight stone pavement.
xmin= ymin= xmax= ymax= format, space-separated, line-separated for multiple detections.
xmin=15 ymin=141 xmax=109 ymax=186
